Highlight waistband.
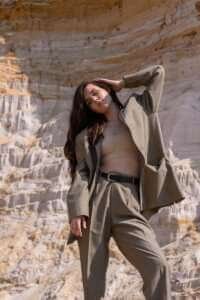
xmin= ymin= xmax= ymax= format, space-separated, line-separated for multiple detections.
xmin=99 ymin=171 xmax=140 ymax=185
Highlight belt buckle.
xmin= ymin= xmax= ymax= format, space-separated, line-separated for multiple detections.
xmin=107 ymin=172 xmax=117 ymax=182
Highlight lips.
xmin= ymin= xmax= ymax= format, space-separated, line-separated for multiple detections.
xmin=95 ymin=97 xmax=106 ymax=105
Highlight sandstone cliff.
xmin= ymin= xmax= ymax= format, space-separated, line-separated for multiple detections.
xmin=0 ymin=0 xmax=200 ymax=299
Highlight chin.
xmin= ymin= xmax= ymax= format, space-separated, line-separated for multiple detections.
xmin=92 ymin=103 xmax=108 ymax=114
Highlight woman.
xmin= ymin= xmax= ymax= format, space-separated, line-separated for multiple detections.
xmin=64 ymin=65 xmax=185 ymax=300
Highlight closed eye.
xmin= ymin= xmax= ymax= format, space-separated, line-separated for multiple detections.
xmin=91 ymin=90 xmax=97 ymax=96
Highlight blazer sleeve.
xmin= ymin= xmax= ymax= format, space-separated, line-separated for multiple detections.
xmin=122 ymin=65 xmax=165 ymax=112
xmin=67 ymin=133 xmax=90 ymax=223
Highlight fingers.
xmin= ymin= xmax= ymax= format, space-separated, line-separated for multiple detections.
xmin=70 ymin=216 xmax=87 ymax=237
xmin=93 ymin=78 xmax=122 ymax=92
xmin=70 ymin=217 xmax=82 ymax=237
xmin=94 ymin=78 xmax=115 ymax=84
xmin=81 ymin=216 xmax=87 ymax=229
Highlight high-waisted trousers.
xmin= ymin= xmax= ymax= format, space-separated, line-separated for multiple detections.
xmin=78 ymin=175 xmax=171 ymax=300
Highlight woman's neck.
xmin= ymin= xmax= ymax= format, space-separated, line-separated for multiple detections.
xmin=104 ymin=101 xmax=120 ymax=122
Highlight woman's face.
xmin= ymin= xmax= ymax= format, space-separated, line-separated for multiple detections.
xmin=83 ymin=83 xmax=112 ymax=114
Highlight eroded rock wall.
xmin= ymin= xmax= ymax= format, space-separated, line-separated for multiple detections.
xmin=0 ymin=0 xmax=200 ymax=299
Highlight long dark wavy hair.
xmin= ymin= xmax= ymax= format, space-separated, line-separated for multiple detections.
xmin=64 ymin=80 xmax=123 ymax=180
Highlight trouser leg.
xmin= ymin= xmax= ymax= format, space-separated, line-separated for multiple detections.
xmin=77 ymin=226 xmax=89 ymax=299
xmin=78 ymin=228 xmax=110 ymax=300
xmin=78 ymin=180 xmax=112 ymax=300
xmin=110 ymin=182 xmax=171 ymax=300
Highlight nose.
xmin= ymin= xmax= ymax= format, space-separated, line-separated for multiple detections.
xmin=94 ymin=96 xmax=100 ymax=102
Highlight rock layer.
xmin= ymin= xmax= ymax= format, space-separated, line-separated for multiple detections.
xmin=0 ymin=0 xmax=200 ymax=299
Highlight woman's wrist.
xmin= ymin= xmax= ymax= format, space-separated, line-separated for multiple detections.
xmin=119 ymin=78 xmax=125 ymax=90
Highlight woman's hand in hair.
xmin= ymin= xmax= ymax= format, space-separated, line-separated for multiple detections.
xmin=70 ymin=215 xmax=87 ymax=237
xmin=93 ymin=78 xmax=125 ymax=92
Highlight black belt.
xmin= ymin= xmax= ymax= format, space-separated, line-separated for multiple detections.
xmin=99 ymin=171 xmax=139 ymax=185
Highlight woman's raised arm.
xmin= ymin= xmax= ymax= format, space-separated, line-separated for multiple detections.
xmin=122 ymin=65 xmax=165 ymax=112
xmin=92 ymin=65 xmax=165 ymax=112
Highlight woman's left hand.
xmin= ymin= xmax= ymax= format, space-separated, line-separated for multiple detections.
xmin=93 ymin=78 xmax=125 ymax=92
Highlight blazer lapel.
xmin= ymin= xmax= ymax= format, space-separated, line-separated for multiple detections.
xmin=94 ymin=133 xmax=103 ymax=169
xmin=83 ymin=130 xmax=103 ymax=184
xmin=119 ymin=96 xmax=146 ymax=162
xmin=83 ymin=131 xmax=93 ymax=173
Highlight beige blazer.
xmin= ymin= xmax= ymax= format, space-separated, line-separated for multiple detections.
xmin=66 ymin=65 xmax=185 ymax=244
